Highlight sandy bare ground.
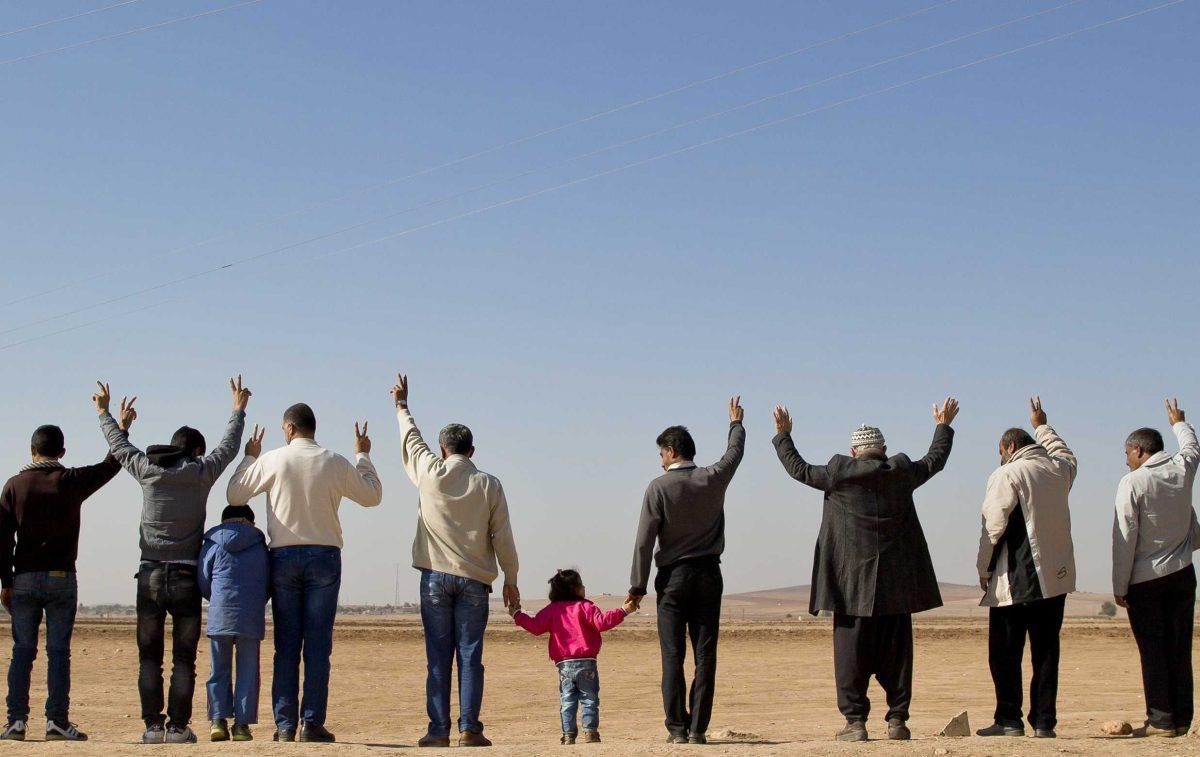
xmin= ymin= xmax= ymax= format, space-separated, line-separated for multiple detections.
xmin=0 ymin=617 xmax=1196 ymax=756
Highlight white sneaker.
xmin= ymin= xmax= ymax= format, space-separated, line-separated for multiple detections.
xmin=45 ymin=720 xmax=88 ymax=741
xmin=0 ymin=720 xmax=26 ymax=740
xmin=165 ymin=725 xmax=197 ymax=744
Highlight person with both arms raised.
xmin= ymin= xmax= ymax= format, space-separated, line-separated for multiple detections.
xmin=97 ymin=377 xmax=250 ymax=744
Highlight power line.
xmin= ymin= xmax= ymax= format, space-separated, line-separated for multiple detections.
xmin=0 ymin=0 xmax=265 ymax=69
xmin=0 ymin=0 xmax=1183 ymax=352
xmin=0 ymin=0 xmax=1081 ymax=336
xmin=0 ymin=0 xmax=961 ymax=308
xmin=0 ymin=0 xmax=150 ymax=41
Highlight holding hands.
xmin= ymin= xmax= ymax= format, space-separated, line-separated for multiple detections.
xmin=1166 ymin=397 xmax=1186 ymax=425
xmin=503 ymin=584 xmax=521 ymax=613
xmin=1029 ymin=396 xmax=1047 ymax=428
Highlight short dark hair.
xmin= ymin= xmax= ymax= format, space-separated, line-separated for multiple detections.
xmin=283 ymin=403 xmax=317 ymax=434
xmin=31 ymin=425 xmax=65 ymax=457
xmin=548 ymin=569 xmax=584 ymax=602
xmin=439 ymin=424 xmax=473 ymax=455
xmin=1000 ymin=428 xmax=1036 ymax=453
xmin=656 ymin=425 xmax=696 ymax=460
xmin=1125 ymin=427 xmax=1164 ymax=455
xmin=170 ymin=426 xmax=207 ymax=457
xmin=221 ymin=504 xmax=255 ymax=523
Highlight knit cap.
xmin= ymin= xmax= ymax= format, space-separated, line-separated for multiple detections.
xmin=850 ymin=424 xmax=886 ymax=450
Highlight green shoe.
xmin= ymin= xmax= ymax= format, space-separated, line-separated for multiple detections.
xmin=210 ymin=718 xmax=230 ymax=742
xmin=232 ymin=723 xmax=253 ymax=741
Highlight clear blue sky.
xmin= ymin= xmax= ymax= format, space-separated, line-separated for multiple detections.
xmin=1 ymin=0 xmax=1196 ymax=604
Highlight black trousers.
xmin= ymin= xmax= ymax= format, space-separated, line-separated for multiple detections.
xmin=655 ymin=559 xmax=722 ymax=738
xmin=987 ymin=593 xmax=1065 ymax=730
xmin=832 ymin=613 xmax=912 ymax=723
xmin=136 ymin=562 xmax=202 ymax=728
xmin=1126 ymin=565 xmax=1196 ymax=730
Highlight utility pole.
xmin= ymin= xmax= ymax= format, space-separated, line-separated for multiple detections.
xmin=394 ymin=563 xmax=400 ymax=607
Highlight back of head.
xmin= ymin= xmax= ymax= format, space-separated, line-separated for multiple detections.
xmin=1000 ymin=428 xmax=1036 ymax=453
xmin=30 ymin=425 xmax=65 ymax=458
xmin=283 ymin=403 xmax=317 ymax=435
xmin=548 ymin=569 xmax=584 ymax=602
xmin=221 ymin=504 xmax=255 ymax=524
xmin=439 ymin=423 xmax=474 ymax=455
xmin=170 ymin=426 xmax=207 ymax=457
xmin=656 ymin=425 xmax=696 ymax=460
xmin=1125 ymin=427 xmax=1164 ymax=456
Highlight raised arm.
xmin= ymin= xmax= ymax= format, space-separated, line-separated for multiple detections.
xmin=628 ymin=485 xmax=661 ymax=597
xmin=392 ymin=374 xmax=442 ymax=486
xmin=910 ymin=397 xmax=958 ymax=488
xmin=1030 ymin=396 xmax=1077 ymax=484
xmin=1112 ymin=476 xmax=1140 ymax=599
xmin=711 ymin=396 xmax=746 ymax=483
xmin=771 ymin=405 xmax=832 ymax=491
xmin=1166 ymin=398 xmax=1199 ymax=480
xmin=226 ymin=425 xmax=270 ymax=505
xmin=341 ymin=422 xmax=383 ymax=507
xmin=197 ymin=376 xmax=251 ymax=485
xmin=96 ymin=382 xmax=152 ymax=480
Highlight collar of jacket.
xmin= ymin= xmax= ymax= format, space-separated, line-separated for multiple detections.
xmin=19 ymin=460 xmax=65 ymax=472
xmin=853 ymin=450 xmax=887 ymax=462
xmin=1007 ymin=444 xmax=1050 ymax=464
xmin=444 ymin=454 xmax=476 ymax=469
xmin=1143 ymin=450 xmax=1173 ymax=468
xmin=287 ymin=438 xmax=321 ymax=448
xmin=667 ymin=461 xmax=698 ymax=471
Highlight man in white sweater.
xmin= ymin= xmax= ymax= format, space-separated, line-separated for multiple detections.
xmin=226 ymin=403 xmax=381 ymax=743
xmin=391 ymin=374 xmax=518 ymax=748
xmin=1113 ymin=398 xmax=1200 ymax=738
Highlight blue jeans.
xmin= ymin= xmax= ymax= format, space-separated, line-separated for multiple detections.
xmin=558 ymin=659 xmax=600 ymax=736
xmin=419 ymin=570 xmax=489 ymax=737
xmin=270 ymin=546 xmax=341 ymax=729
xmin=207 ymin=636 xmax=260 ymax=724
xmin=6 ymin=571 xmax=78 ymax=723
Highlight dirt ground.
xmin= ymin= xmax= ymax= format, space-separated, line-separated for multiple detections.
xmin=0 ymin=617 xmax=1196 ymax=755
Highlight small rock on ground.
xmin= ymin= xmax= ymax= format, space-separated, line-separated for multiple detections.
xmin=710 ymin=729 xmax=762 ymax=741
xmin=940 ymin=711 xmax=970 ymax=738
xmin=1100 ymin=720 xmax=1132 ymax=736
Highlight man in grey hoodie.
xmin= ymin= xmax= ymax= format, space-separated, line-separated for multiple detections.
xmin=97 ymin=377 xmax=250 ymax=744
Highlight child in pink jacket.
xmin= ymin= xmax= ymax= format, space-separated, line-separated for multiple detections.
xmin=511 ymin=569 xmax=636 ymax=744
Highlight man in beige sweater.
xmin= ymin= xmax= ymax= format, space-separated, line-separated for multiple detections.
xmin=391 ymin=374 xmax=518 ymax=748
xmin=226 ymin=403 xmax=381 ymax=743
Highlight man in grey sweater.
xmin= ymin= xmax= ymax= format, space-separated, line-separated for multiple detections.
xmin=627 ymin=396 xmax=745 ymax=745
xmin=97 ymin=377 xmax=249 ymax=744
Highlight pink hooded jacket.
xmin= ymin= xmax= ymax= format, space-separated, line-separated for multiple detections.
xmin=513 ymin=600 xmax=627 ymax=662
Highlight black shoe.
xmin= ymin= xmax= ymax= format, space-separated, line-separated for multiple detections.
xmin=687 ymin=734 xmax=707 ymax=744
xmin=418 ymin=732 xmax=451 ymax=747
xmin=142 ymin=722 xmax=166 ymax=744
xmin=299 ymin=722 xmax=336 ymax=743
xmin=1034 ymin=729 xmax=1057 ymax=738
xmin=666 ymin=733 xmax=688 ymax=744
xmin=46 ymin=720 xmax=88 ymax=741
xmin=274 ymin=728 xmax=297 ymax=742
xmin=977 ymin=722 xmax=1025 ymax=737
xmin=887 ymin=718 xmax=911 ymax=740
xmin=836 ymin=720 xmax=867 ymax=742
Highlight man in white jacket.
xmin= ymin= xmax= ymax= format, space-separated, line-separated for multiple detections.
xmin=1113 ymin=398 xmax=1200 ymax=738
xmin=975 ymin=397 xmax=1076 ymax=739
xmin=226 ymin=403 xmax=382 ymax=743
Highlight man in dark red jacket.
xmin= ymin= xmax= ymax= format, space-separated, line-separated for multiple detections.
xmin=0 ymin=399 xmax=122 ymax=742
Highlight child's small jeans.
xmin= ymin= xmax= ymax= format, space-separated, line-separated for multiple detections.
xmin=207 ymin=635 xmax=260 ymax=724
xmin=557 ymin=658 xmax=600 ymax=736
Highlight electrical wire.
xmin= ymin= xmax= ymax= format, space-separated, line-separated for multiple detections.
xmin=0 ymin=0 xmax=150 ymax=41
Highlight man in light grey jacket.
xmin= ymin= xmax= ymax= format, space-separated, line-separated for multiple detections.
xmin=1113 ymin=398 xmax=1200 ymax=738
xmin=98 ymin=377 xmax=249 ymax=744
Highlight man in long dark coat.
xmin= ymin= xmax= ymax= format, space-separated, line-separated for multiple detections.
xmin=771 ymin=398 xmax=959 ymax=742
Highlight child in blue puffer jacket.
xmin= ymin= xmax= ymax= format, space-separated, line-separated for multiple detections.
xmin=199 ymin=505 xmax=269 ymax=742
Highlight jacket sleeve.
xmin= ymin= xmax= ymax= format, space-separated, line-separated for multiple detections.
xmin=1172 ymin=422 xmax=1200 ymax=483
xmin=772 ymin=432 xmax=831 ymax=491
xmin=1035 ymin=424 xmax=1078 ymax=486
xmin=488 ymin=480 xmax=519 ymax=586
xmin=198 ymin=540 xmax=216 ymax=600
xmin=397 ymin=408 xmax=442 ymax=486
xmin=585 ymin=603 xmax=628 ymax=633
xmin=1112 ymin=475 xmax=1139 ymax=596
xmin=710 ymin=422 xmax=745 ymax=484
xmin=628 ymin=485 xmax=661 ymax=596
xmin=226 ymin=455 xmax=269 ymax=505
xmin=197 ymin=411 xmax=246 ymax=486
xmin=0 ymin=483 xmax=16 ymax=589
xmin=909 ymin=424 xmax=954 ymax=488
xmin=513 ymin=607 xmax=551 ymax=635
xmin=64 ymin=453 xmax=122 ymax=499
xmin=977 ymin=468 xmax=1019 ymax=577
xmin=340 ymin=454 xmax=383 ymax=508
xmin=99 ymin=411 xmax=153 ymax=481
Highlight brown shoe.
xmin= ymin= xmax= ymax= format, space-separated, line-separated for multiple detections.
xmin=836 ymin=720 xmax=868 ymax=742
xmin=583 ymin=731 xmax=601 ymax=743
xmin=458 ymin=731 xmax=493 ymax=747
xmin=1132 ymin=721 xmax=1178 ymax=738
xmin=887 ymin=719 xmax=910 ymax=740
xmin=417 ymin=733 xmax=451 ymax=747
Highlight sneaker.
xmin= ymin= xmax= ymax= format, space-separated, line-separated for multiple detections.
xmin=1132 ymin=721 xmax=1178 ymax=738
xmin=976 ymin=721 xmax=1025 ymax=737
xmin=417 ymin=732 xmax=450 ymax=747
xmin=46 ymin=720 xmax=88 ymax=741
xmin=273 ymin=728 xmax=297 ymax=742
xmin=1034 ymin=728 xmax=1057 ymax=738
xmin=0 ymin=720 xmax=26 ymax=741
xmin=560 ymin=733 xmax=576 ymax=745
xmin=210 ymin=718 xmax=230 ymax=742
xmin=165 ymin=725 xmax=197 ymax=743
xmin=457 ymin=730 xmax=492 ymax=747
xmin=666 ymin=733 xmax=688 ymax=744
xmin=142 ymin=722 xmax=166 ymax=743
xmin=836 ymin=720 xmax=868 ymax=742
xmin=687 ymin=733 xmax=706 ymax=744
xmin=887 ymin=718 xmax=911 ymax=740
xmin=232 ymin=723 xmax=253 ymax=741
xmin=299 ymin=722 xmax=336 ymax=743
xmin=583 ymin=731 xmax=601 ymax=743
